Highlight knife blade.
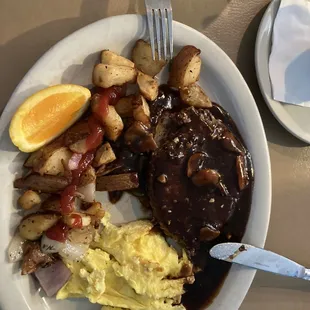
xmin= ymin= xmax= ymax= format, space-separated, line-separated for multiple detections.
xmin=209 ymin=242 xmax=310 ymax=280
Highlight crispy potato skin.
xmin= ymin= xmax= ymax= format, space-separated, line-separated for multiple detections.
xmin=93 ymin=64 xmax=137 ymax=88
xmin=132 ymin=39 xmax=166 ymax=77
xmin=180 ymin=83 xmax=212 ymax=108
xmin=168 ymin=45 xmax=202 ymax=88
xmin=137 ymin=71 xmax=159 ymax=101
xmin=19 ymin=213 xmax=60 ymax=240
xmin=101 ymin=50 xmax=135 ymax=68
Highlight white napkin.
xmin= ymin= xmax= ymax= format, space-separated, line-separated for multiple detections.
xmin=269 ymin=0 xmax=310 ymax=107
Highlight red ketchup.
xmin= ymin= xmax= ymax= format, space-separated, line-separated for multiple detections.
xmin=93 ymin=85 xmax=126 ymax=121
xmin=46 ymin=221 xmax=69 ymax=243
xmin=71 ymin=151 xmax=95 ymax=185
xmin=85 ymin=115 xmax=104 ymax=150
xmin=70 ymin=214 xmax=83 ymax=229
xmin=60 ymin=152 xmax=95 ymax=214
xmin=60 ymin=184 xmax=77 ymax=214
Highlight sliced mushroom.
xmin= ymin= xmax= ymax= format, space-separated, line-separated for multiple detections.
xmin=236 ymin=155 xmax=249 ymax=190
xmin=187 ymin=152 xmax=207 ymax=177
xmin=218 ymin=182 xmax=230 ymax=196
xmin=200 ymin=225 xmax=220 ymax=241
xmin=221 ymin=131 xmax=244 ymax=154
xmin=157 ymin=174 xmax=168 ymax=184
xmin=191 ymin=169 xmax=221 ymax=187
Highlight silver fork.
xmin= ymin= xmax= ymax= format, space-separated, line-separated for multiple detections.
xmin=145 ymin=0 xmax=173 ymax=61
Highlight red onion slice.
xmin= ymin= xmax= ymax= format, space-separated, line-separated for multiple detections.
xmin=34 ymin=260 xmax=71 ymax=297
xmin=68 ymin=153 xmax=83 ymax=170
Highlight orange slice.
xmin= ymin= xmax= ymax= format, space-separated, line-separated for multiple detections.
xmin=9 ymin=84 xmax=91 ymax=152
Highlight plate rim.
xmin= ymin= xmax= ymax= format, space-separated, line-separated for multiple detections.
xmin=255 ymin=0 xmax=310 ymax=144
xmin=0 ymin=13 xmax=271 ymax=310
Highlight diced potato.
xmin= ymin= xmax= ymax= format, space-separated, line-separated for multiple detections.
xmin=40 ymin=196 xmax=61 ymax=212
xmin=132 ymin=39 xmax=166 ymax=76
xmin=93 ymin=64 xmax=137 ymax=88
xmin=114 ymin=95 xmax=134 ymax=117
xmin=132 ymin=94 xmax=150 ymax=126
xmin=104 ymin=106 xmax=124 ymax=141
xmin=64 ymin=120 xmax=90 ymax=146
xmin=67 ymin=226 xmax=95 ymax=245
xmin=19 ymin=214 xmax=60 ymax=240
xmin=168 ymin=45 xmax=202 ymax=88
xmin=84 ymin=201 xmax=105 ymax=226
xmin=101 ymin=50 xmax=135 ymax=68
xmin=79 ymin=166 xmax=96 ymax=187
xmin=91 ymin=94 xmax=124 ymax=141
xmin=137 ymin=71 xmax=158 ymax=101
xmin=68 ymin=138 xmax=88 ymax=154
xmin=63 ymin=213 xmax=91 ymax=228
xmin=18 ymin=190 xmax=41 ymax=210
xmin=29 ymin=138 xmax=72 ymax=176
xmin=84 ymin=201 xmax=105 ymax=218
xmin=180 ymin=83 xmax=212 ymax=108
xmin=36 ymin=147 xmax=72 ymax=176
xmin=93 ymin=142 xmax=116 ymax=167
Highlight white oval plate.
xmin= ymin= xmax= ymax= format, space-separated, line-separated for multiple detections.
xmin=256 ymin=0 xmax=310 ymax=143
xmin=0 ymin=14 xmax=271 ymax=310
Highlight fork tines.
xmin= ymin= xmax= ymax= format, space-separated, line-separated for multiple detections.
xmin=145 ymin=0 xmax=173 ymax=61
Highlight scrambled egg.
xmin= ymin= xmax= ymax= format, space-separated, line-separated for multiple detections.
xmin=57 ymin=214 xmax=194 ymax=310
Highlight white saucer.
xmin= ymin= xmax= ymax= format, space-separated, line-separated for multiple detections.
xmin=255 ymin=0 xmax=310 ymax=144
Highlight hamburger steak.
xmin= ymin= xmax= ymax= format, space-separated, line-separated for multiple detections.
xmin=148 ymin=86 xmax=253 ymax=256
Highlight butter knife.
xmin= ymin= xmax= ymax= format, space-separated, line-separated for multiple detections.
xmin=209 ymin=242 xmax=310 ymax=280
